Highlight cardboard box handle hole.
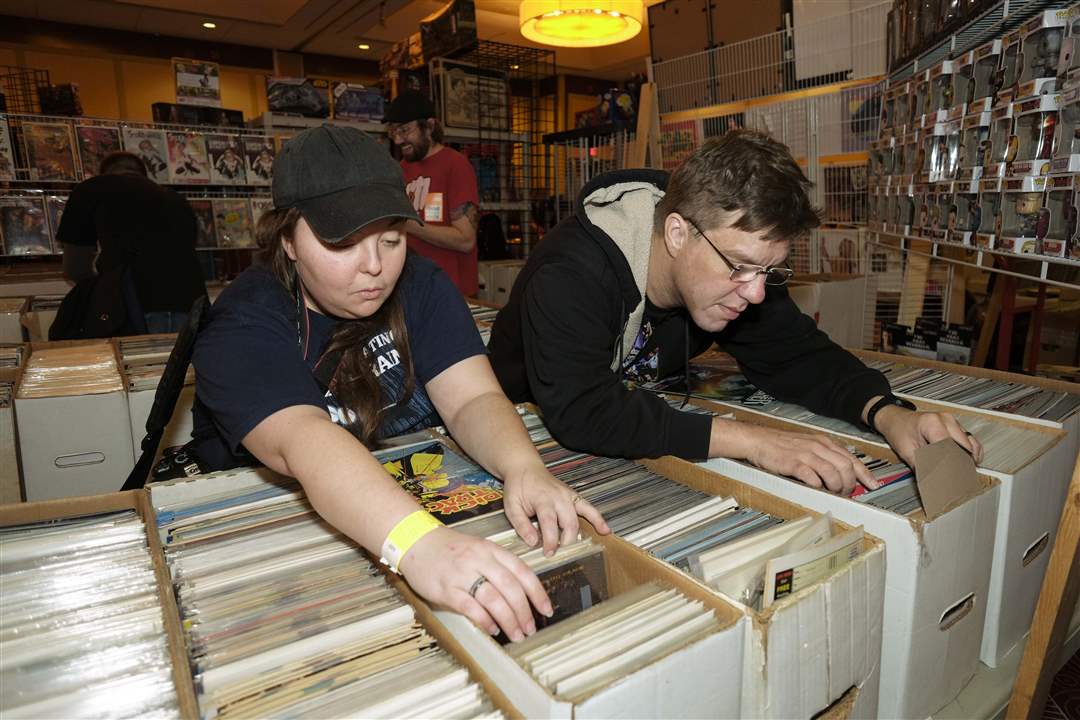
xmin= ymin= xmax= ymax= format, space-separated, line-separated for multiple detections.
xmin=1022 ymin=532 xmax=1050 ymax=567
xmin=939 ymin=593 xmax=975 ymax=631
xmin=54 ymin=452 xmax=106 ymax=468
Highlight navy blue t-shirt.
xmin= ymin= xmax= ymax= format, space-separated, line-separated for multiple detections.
xmin=190 ymin=255 xmax=485 ymax=470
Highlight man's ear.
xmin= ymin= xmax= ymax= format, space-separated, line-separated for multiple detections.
xmin=663 ymin=212 xmax=691 ymax=257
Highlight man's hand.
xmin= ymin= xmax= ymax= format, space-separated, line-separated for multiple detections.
xmin=500 ymin=461 xmax=610 ymax=556
xmin=716 ymin=417 xmax=879 ymax=495
xmin=872 ymin=405 xmax=984 ymax=467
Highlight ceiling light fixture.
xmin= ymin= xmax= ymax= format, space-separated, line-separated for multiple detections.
xmin=202 ymin=21 xmax=217 ymax=29
xmin=519 ymin=1 xmax=642 ymax=48
xmin=357 ymin=43 xmax=371 ymax=50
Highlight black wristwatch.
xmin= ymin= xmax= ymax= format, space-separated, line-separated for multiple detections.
xmin=865 ymin=395 xmax=917 ymax=433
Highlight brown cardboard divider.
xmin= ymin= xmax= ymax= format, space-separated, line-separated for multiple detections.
xmin=0 ymin=491 xmax=200 ymax=720
xmin=914 ymin=439 xmax=984 ymax=520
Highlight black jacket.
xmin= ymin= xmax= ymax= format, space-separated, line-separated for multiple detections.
xmin=488 ymin=168 xmax=891 ymax=460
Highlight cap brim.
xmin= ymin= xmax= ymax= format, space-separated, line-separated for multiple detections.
xmin=295 ymin=182 xmax=422 ymax=243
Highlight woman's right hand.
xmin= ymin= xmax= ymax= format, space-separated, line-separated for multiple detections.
xmin=398 ymin=525 xmax=553 ymax=642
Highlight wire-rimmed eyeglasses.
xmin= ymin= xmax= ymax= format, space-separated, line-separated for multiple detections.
xmin=682 ymin=214 xmax=794 ymax=286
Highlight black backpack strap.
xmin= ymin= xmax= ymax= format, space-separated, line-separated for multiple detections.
xmin=121 ymin=295 xmax=209 ymax=491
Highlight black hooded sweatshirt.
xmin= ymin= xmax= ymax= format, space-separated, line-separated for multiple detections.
xmin=487 ymin=168 xmax=890 ymax=460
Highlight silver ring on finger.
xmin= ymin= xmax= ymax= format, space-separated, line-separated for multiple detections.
xmin=468 ymin=574 xmax=487 ymax=598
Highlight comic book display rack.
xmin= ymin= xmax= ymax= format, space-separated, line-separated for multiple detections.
xmin=0 ymin=113 xmax=273 ymax=259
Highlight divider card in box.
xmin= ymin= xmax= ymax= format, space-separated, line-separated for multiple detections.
xmin=502 ymin=408 xmax=885 ymax=719
xmin=14 ymin=341 xmax=134 ymax=501
xmin=695 ymin=419 xmax=1000 ymax=719
xmin=0 ymin=490 xmax=199 ymax=718
xmin=148 ymin=467 xmax=517 ymax=718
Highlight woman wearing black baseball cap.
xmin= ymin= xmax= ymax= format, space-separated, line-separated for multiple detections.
xmin=187 ymin=125 xmax=608 ymax=642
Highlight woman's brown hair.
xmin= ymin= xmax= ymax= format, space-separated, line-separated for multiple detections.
xmin=256 ymin=207 xmax=415 ymax=447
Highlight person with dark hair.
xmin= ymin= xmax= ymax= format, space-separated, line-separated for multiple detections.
xmin=385 ymin=91 xmax=481 ymax=296
xmin=57 ymin=150 xmax=206 ymax=334
xmin=186 ymin=125 xmax=608 ymax=642
xmin=488 ymin=129 xmax=982 ymax=495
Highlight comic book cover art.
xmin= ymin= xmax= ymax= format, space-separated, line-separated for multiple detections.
xmin=212 ymin=198 xmax=254 ymax=248
xmin=205 ymin=134 xmax=247 ymax=185
xmin=75 ymin=125 xmax=121 ymax=178
xmin=0 ymin=197 xmax=52 ymax=255
xmin=379 ymin=441 xmax=503 ymax=524
xmin=121 ymin=127 xmax=169 ymax=183
xmin=166 ymin=131 xmax=211 ymax=184
xmin=243 ymin=136 xmax=274 ymax=186
xmin=0 ymin=117 xmax=16 ymax=181
xmin=45 ymin=195 xmax=67 ymax=253
xmin=24 ymin=122 xmax=77 ymax=181
xmin=189 ymin=198 xmax=217 ymax=248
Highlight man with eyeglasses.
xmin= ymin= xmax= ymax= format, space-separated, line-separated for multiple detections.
xmin=384 ymin=91 xmax=481 ymax=296
xmin=488 ymin=129 xmax=982 ymax=495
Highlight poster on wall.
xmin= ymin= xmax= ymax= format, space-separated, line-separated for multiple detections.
xmin=75 ymin=124 xmax=122 ymax=178
xmin=121 ymin=127 xmax=170 ymax=183
xmin=174 ymin=58 xmax=222 ymax=108
xmin=659 ymin=119 xmax=701 ymax=171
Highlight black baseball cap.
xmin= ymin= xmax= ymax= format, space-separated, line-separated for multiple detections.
xmin=384 ymin=91 xmax=437 ymax=124
xmin=272 ymin=125 xmax=421 ymax=243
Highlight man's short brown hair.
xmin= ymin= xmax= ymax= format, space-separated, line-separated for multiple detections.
xmin=654 ymin=128 xmax=821 ymax=242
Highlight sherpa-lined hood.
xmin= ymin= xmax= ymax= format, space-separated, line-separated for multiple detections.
xmin=574 ymin=168 xmax=668 ymax=369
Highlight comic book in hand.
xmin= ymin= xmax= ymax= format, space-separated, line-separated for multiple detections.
xmin=74 ymin=124 xmax=121 ymax=178
xmin=24 ymin=122 xmax=77 ymax=181
xmin=504 ymin=541 xmax=608 ymax=645
xmin=378 ymin=441 xmax=503 ymax=524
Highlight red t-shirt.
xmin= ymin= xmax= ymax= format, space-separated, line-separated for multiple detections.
xmin=401 ymin=146 xmax=480 ymax=297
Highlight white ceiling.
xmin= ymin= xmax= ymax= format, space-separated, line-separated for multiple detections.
xmin=0 ymin=0 xmax=653 ymax=78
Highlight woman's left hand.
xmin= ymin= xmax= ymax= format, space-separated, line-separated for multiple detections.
xmin=501 ymin=462 xmax=610 ymax=555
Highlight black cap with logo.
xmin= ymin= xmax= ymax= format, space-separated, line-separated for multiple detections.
xmin=272 ymin=124 xmax=421 ymax=244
